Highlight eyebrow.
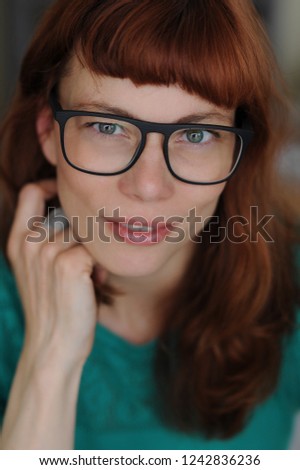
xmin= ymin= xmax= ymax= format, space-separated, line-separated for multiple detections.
xmin=70 ymin=101 xmax=233 ymax=125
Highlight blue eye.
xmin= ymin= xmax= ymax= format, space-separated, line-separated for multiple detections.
xmin=186 ymin=130 xmax=205 ymax=143
xmin=98 ymin=123 xmax=118 ymax=134
xmin=86 ymin=122 xmax=124 ymax=135
xmin=182 ymin=129 xmax=217 ymax=145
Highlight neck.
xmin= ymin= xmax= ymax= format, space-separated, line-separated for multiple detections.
xmin=97 ymin=273 xmax=172 ymax=345
xmin=97 ymin=244 xmax=194 ymax=344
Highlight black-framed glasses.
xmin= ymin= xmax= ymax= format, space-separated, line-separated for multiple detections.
xmin=49 ymin=89 xmax=254 ymax=185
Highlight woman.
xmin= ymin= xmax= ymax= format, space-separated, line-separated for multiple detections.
xmin=0 ymin=0 xmax=299 ymax=450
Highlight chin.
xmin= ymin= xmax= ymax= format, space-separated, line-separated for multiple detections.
xmin=87 ymin=238 xmax=186 ymax=280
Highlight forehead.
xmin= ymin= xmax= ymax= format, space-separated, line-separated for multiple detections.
xmin=59 ymin=56 xmax=235 ymax=124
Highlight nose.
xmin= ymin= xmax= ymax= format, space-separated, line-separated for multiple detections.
xmin=117 ymin=133 xmax=174 ymax=202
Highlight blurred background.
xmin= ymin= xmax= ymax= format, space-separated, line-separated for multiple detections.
xmin=0 ymin=0 xmax=299 ymax=449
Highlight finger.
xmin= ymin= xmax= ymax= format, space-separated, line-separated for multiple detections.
xmin=37 ymin=226 xmax=79 ymax=261
xmin=12 ymin=180 xmax=57 ymax=233
xmin=35 ymin=178 xmax=57 ymax=195
xmin=45 ymin=207 xmax=70 ymax=238
xmin=54 ymin=244 xmax=96 ymax=278
xmin=7 ymin=180 xmax=57 ymax=258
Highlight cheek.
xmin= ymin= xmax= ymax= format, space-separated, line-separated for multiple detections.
xmin=56 ymin=168 xmax=111 ymax=244
xmin=55 ymin=154 xmax=108 ymax=219
xmin=189 ymin=184 xmax=226 ymax=235
xmin=51 ymin=129 xmax=88 ymax=213
xmin=181 ymin=183 xmax=226 ymax=218
xmin=181 ymin=184 xmax=225 ymax=236
xmin=162 ymin=184 xmax=225 ymax=241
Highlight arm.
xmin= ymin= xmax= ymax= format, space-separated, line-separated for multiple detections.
xmin=0 ymin=181 xmax=100 ymax=449
xmin=1 ymin=349 xmax=83 ymax=449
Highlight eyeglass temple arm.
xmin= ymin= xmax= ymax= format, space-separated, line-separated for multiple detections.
xmin=235 ymin=107 xmax=253 ymax=131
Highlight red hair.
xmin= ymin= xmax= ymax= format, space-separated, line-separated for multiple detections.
xmin=0 ymin=0 xmax=299 ymax=438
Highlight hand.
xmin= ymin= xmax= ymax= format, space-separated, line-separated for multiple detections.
xmin=7 ymin=180 xmax=100 ymax=369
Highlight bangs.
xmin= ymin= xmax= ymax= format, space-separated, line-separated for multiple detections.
xmin=76 ymin=0 xmax=269 ymax=110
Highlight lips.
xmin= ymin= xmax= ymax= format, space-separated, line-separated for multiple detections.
xmin=104 ymin=217 xmax=173 ymax=245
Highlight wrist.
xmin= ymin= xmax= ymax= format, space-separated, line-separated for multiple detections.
xmin=21 ymin=335 xmax=88 ymax=376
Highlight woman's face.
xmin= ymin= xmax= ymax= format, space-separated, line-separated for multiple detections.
xmin=41 ymin=57 xmax=235 ymax=281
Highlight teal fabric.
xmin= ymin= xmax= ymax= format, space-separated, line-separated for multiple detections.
xmin=0 ymin=252 xmax=300 ymax=450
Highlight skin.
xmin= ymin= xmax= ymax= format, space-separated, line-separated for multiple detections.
xmin=1 ymin=55 xmax=235 ymax=449
xmin=39 ymin=56 xmax=235 ymax=342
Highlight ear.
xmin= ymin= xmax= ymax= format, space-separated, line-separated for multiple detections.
xmin=36 ymin=107 xmax=58 ymax=167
